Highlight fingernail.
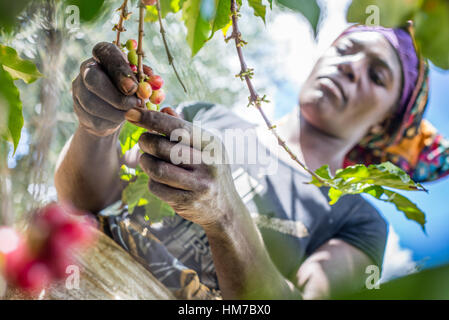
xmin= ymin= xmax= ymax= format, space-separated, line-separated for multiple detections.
xmin=120 ymin=77 xmax=137 ymax=95
xmin=125 ymin=108 xmax=142 ymax=123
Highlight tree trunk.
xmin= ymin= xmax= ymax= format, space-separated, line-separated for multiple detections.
xmin=4 ymin=229 xmax=175 ymax=300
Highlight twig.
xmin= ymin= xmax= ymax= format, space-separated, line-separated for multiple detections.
xmin=114 ymin=0 xmax=129 ymax=47
xmin=156 ymin=0 xmax=187 ymax=93
xmin=137 ymin=1 xmax=146 ymax=107
xmin=228 ymin=0 xmax=323 ymax=182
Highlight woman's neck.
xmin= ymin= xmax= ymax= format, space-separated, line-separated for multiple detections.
xmin=276 ymin=108 xmax=352 ymax=174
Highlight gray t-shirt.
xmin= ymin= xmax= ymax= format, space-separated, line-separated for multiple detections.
xmin=100 ymin=102 xmax=388 ymax=294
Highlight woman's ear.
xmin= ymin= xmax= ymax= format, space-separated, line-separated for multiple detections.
xmin=368 ymin=123 xmax=384 ymax=135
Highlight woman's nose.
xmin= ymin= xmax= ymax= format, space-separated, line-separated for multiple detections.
xmin=337 ymin=54 xmax=366 ymax=83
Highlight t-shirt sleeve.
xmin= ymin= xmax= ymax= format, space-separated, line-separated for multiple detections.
xmin=334 ymin=197 xmax=388 ymax=269
xmin=176 ymin=101 xmax=217 ymax=122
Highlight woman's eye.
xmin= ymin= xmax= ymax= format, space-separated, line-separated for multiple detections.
xmin=336 ymin=45 xmax=349 ymax=55
xmin=336 ymin=41 xmax=353 ymax=55
xmin=370 ymin=68 xmax=385 ymax=87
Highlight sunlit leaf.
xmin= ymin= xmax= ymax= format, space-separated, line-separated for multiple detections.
xmin=248 ymin=0 xmax=266 ymax=23
xmin=122 ymin=172 xmax=175 ymax=222
xmin=119 ymin=121 xmax=146 ymax=156
xmin=145 ymin=0 xmax=185 ymax=22
xmin=309 ymin=162 xmax=427 ymax=230
xmin=182 ymin=0 xmax=214 ymax=56
xmin=209 ymin=0 xmax=231 ymax=39
xmin=0 ymin=45 xmax=42 ymax=84
xmin=0 ymin=66 xmax=23 ymax=153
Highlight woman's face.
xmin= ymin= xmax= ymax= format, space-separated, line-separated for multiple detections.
xmin=299 ymin=31 xmax=403 ymax=144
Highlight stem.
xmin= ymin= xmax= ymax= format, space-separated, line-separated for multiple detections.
xmin=228 ymin=0 xmax=323 ymax=182
xmin=156 ymin=0 xmax=187 ymax=93
xmin=115 ymin=0 xmax=129 ymax=47
xmin=137 ymin=1 xmax=145 ymax=107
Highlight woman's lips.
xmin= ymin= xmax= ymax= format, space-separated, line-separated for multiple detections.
xmin=317 ymin=76 xmax=347 ymax=109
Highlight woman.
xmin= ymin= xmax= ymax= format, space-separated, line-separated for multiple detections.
xmin=55 ymin=22 xmax=446 ymax=299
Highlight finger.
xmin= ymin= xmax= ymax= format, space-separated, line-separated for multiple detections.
xmin=147 ymin=179 xmax=194 ymax=211
xmin=73 ymin=96 xmax=120 ymax=136
xmin=80 ymin=59 xmax=141 ymax=111
xmin=139 ymin=154 xmax=208 ymax=192
xmin=160 ymin=107 xmax=180 ymax=118
xmin=125 ymin=108 xmax=198 ymax=147
xmin=92 ymin=42 xmax=138 ymax=95
xmin=138 ymin=132 xmax=201 ymax=168
xmin=74 ymin=76 xmax=127 ymax=124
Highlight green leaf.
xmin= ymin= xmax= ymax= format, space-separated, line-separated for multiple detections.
xmin=119 ymin=121 xmax=146 ymax=156
xmin=145 ymin=0 xmax=185 ymax=22
xmin=382 ymin=190 xmax=426 ymax=231
xmin=122 ymin=172 xmax=175 ymax=222
xmin=63 ymin=0 xmax=105 ymax=23
xmin=0 ymin=66 xmax=23 ymax=152
xmin=346 ymin=0 xmax=421 ymax=28
xmin=276 ymin=0 xmax=321 ymax=35
xmin=308 ymin=162 xmax=427 ymax=230
xmin=414 ymin=0 xmax=449 ymax=70
xmin=248 ymin=0 xmax=267 ymax=23
xmin=209 ymin=0 xmax=231 ymax=39
xmin=0 ymin=45 xmax=42 ymax=84
xmin=0 ymin=0 xmax=30 ymax=33
xmin=315 ymin=164 xmax=332 ymax=180
xmin=182 ymin=0 xmax=214 ymax=56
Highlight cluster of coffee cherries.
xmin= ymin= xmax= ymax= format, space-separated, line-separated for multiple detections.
xmin=0 ymin=203 xmax=96 ymax=295
xmin=123 ymin=39 xmax=166 ymax=111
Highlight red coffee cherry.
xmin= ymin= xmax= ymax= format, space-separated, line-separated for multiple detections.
xmin=150 ymin=89 xmax=165 ymax=105
xmin=137 ymin=82 xmax=153 ymax=100
xmin=147 ymin=75 xmax=164 ymax=90
xmin=125 ymin=39 xmax=138 ymax=51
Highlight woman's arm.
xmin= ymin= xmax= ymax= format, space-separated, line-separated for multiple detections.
xmin=55 ymin=127 xmax=124 ymax=213
xmin=128 ymin=107 xmax=373 ymax=299
xmin=55 ymin=42 xmax=141 ymax=212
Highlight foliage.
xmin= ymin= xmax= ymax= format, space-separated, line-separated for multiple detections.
xmin=121 ymin=171 xmax=175 ymax=221
xmin=309 ymin=162 xmax=427 ymax=230
xmin=347 ymin=0 xmax=449 ymax=69
xmin=119 ymin=122 xmax=175 ymax=222
xmin=339 ymin=263 xmax=449 ymax=299
xmin=0 ymin=45 xmax=42 ymax=153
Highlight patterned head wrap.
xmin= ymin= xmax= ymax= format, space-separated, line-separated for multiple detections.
xmin=342 ymin=23 xmax=449 ymax=183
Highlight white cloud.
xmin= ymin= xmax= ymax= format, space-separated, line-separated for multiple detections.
xmin=380 ymin=226 xmax=418 ymax=283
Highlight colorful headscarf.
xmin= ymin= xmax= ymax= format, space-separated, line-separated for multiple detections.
xmin=342 ymin=23 xmax=449 ymax=183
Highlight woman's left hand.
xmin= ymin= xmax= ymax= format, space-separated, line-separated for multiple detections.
xmin=124 ymin=107 xmax=241 ymax=229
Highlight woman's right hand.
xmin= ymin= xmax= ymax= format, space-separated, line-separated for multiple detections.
xmin=72 ymin=42 xmax=142 ymax=137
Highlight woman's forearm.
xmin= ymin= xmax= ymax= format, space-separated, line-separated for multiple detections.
xmin=204 ymin=199 xmax=302 ymax=300
xmin=54 ymin=125 xmax=125 ymax=213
